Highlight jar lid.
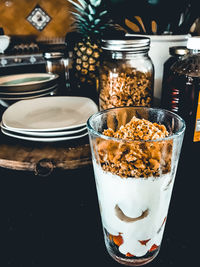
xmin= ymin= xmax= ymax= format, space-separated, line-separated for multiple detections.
xmin=187 ymin=37 xmax=200 ymax=50
xmin=101 ymin=36 xmax=150 ymax=52
xmin=169 ymin=46 xmax=189 ymax=56
xmin=44 ymin=52 xmax=64 ymax=59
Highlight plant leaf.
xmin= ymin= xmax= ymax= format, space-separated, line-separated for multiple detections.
xmin=77 ymin=0 xmax=87 ymax=9
xmin=90 ymin=0 xmax=101 ymax=7
xmin=94 ymin=18 xmax=101 ymax=25
xmin=68 ymin=0 xmax=84 ymax=12
xmin=99 ymin=10 xmax=108 ymax=17
xmin=88 ymin=4 xmax=96 ymax=15
xmin=70 ymin=12 xmax=90 ymax=25
xmin=88 ymin=14 xmax=93 ymax=22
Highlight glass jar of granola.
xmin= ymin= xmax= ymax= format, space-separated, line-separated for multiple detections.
xmin=99 ymin=36 xmax=154 ymax=110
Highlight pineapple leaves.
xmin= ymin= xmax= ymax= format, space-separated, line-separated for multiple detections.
xmin=71 ymin=12 xmax=90 ymax=25
xmin=99 ymin=10 xmax=107 ymax=17
xmin=88 ymin=14 xmax=94 ymax=22
xmin=68 ymin=0 xmax=121 ymax=40
xmin=76 ymin=0 xmax=87 ymax=9
xmin=94 ymin=19 xmax=101 ymax=25
xmin=68 ymin=0 xmax=84 ymax=12
xmin=90 ymin=0 xmax=101 ymax=7
xmin=88 ymin=4 xmax=96 ymax=15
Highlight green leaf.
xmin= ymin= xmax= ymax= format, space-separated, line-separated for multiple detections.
xmin=94 ymin=18 xmax=101 ymax=25
xmin=88 ymin=14 xmax=93 ymax=21
xmin=88 ymin=4 xmax=96 ymax=15
xmin=68 ymin=0 xmax=84 ymax=12
xmin=71 ymin=12 xmax=90 ymax=25
xmin=99 ymin=10 xmax=108 ymax=17
xmin=90 ymin=0 xmax=101 ymax=7
xmin=77 ymin=0 xmax=87 ymax=9
xmin=70 ymin=8 xmax=89 ymax=17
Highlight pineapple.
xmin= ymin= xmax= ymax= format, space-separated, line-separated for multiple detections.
xmin=67 ymin=0 xmax=113 ymax=100
xmin=73 ymin=39 xmax=101 ymax=84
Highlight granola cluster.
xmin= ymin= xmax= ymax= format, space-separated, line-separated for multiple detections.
xmin=99 ymin=69 xmax=153 ymax=110
xmin=103 ymin=116 xmax=169 ymax=141
xmin=96 ymin=116 xmax=172 ymax=178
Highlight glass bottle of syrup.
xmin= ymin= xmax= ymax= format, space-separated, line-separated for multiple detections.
xmin=165 ymin=37 xmax=200 ymax=154
xmin=161 ymin=46 xmax=188 ymax=109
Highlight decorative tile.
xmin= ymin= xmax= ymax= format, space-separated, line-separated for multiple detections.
xmin=26 ymin=4 xmax=51 ymax=31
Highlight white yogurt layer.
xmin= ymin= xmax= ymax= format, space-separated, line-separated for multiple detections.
xmin=93 ymin=161 xmax=175 ymax=257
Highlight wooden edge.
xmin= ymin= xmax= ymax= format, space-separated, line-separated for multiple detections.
xmin=0 ymin=157 xmax=92 ymax=172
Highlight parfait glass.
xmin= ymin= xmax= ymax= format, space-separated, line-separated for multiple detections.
xmin=87 ymin=107 xmax=185 ymax=266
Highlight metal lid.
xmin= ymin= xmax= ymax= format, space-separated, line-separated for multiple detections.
xmin=44 ymin=52 xmax=64 ymax=59
xmin=169 ymin=46 xmax=189 ymax=56
xmin=101 ymin=36 xmax=150 ymax=52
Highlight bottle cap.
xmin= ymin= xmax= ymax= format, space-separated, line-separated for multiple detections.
xmin=169 ymin=46 xmax=188 ymax=56
xmin=187 ymin=37 xmax=200 ymax=50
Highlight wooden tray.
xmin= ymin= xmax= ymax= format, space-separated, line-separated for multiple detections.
xmin=0 ymin=132 xmax=91 ymax=174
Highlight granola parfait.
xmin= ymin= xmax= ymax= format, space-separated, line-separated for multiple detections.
xmin=87 ymin=107 xmax=185 ymax=266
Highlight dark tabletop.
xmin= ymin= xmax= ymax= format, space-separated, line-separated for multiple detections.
xmin=0 ymin=103 xmax=198 ymax=267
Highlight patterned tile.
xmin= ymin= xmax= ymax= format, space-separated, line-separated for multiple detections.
xmin=26 ymin=4 xmax=51 ymax=31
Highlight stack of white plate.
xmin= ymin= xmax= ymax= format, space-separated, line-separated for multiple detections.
xmin=1 ymin=96 xmax=98 ymax=142
xmin=0 ymin=73 xmax=59 ymax=107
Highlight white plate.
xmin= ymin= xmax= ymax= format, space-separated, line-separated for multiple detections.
xmin=0 ymin=90 xmax=56 ymax=100
xmin=0 ymin=84 xmax=58 ymax=96
xmin=2 ymin=96 xmax=98 ymax=132
xmin=0 ymin=73 xmax=58 ymax=92
xmin=1 ymin=128 xmax=88 ymax=142
xmin=1 ymin=123 xmax=87 ymax=137
xmin=0 ymin=90 xmax=57 ymax=108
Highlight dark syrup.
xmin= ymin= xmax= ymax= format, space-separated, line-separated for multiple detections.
xmin=163 ymin=71 xmax=200 ymax=164
xmin=164 ymin=71 xmax=199 ymax=135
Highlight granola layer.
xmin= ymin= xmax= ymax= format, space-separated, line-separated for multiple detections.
xmin=96 ymin=116 xmax=172 ymax=178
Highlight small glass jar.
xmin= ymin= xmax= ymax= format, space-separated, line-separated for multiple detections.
xmin=99 ymin=36 xmax=154 ymax=110
xmin=44 ymin=52 xmax=67 ymax=95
